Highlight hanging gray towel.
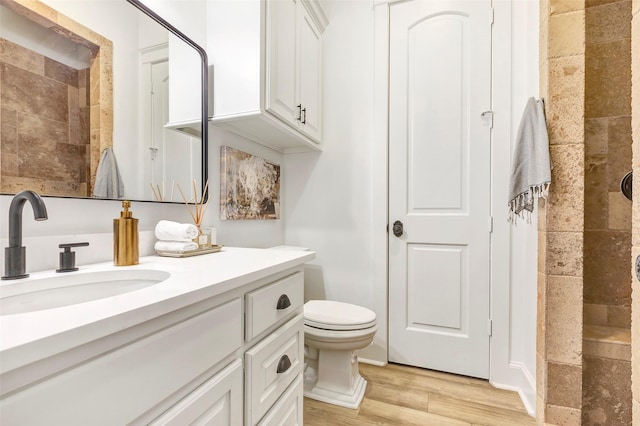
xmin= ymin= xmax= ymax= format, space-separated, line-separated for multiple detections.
xmin=508 ymin=97 xmax=551 ymax=224
xmin=93 ymin=147 xmax=125 ymax=199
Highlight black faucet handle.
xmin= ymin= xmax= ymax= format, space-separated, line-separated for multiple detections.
xmin=57 ymin=242 xmax=90 ymax=273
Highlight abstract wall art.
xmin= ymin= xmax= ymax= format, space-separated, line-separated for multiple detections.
xmin=220 ymin=146 xmax=280 ymax=220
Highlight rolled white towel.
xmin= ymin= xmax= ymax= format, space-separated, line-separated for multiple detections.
xmin=154 ymin=240 xmax=198 ymax=252
xmin=155 ymin=220 xmax=199 ymax=242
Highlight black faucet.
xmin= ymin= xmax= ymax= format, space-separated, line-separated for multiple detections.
xmin=2 ymin=190 xmax=48 ymax=280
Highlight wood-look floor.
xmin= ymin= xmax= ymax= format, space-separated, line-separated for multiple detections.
xmin=304 ymin=363 xmax=536 ymax=426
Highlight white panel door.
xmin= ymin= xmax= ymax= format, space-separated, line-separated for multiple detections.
xmin=388 ymin=0 xmax=493 ymax=379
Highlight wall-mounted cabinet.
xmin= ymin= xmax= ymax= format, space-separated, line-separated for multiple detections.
xmin=208 ymin=0 xmax=328 ymax=153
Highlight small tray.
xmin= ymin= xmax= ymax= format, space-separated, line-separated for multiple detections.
xmin=156 ymin=245 xmax=223 ymax=258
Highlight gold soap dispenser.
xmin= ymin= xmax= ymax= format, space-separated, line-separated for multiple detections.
xmin=114 ymin=200 xmax=139 ymax=266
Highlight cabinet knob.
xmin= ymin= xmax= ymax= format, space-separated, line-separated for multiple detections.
xmin=277 ymin=355 xmax=292 ymax=374
xmin=296 ymin=104 xmax=302 ymax=121
xmin=301 ymin=107 xmax=306 ymax=124
xmin=276 ymin=294 xmax=291 ymax=310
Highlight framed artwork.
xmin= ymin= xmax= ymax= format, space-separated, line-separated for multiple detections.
xmin=220 ymin=146 xmax=280 ymax=220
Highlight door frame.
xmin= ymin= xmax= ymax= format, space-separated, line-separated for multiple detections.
xmin=371 ymin=0 xmax=513 ymax=387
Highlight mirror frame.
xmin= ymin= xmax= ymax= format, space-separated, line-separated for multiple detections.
xmin=126 ymin=0 xmax=209 ymax=204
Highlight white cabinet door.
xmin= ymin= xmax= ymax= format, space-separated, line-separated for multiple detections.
xmin=265 ymin=0 xmax=299 ymax=126
xmin=297 ymin=4 xmax=322 ymax=142
xmin=150 ymin=359 xmax=243 ymax=426
xmin=265 ymin=0 xmax=322 ymax=143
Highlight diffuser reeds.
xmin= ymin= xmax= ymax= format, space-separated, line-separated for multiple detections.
xmin=177 ymin=179 xmax=209 ymax=228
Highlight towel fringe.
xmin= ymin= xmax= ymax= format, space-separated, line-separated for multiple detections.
xmin=508 ymin=182 xmax=550 ymax=225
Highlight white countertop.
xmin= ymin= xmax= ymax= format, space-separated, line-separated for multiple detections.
xmin=0 ymin=247 xmax=315 ymax=374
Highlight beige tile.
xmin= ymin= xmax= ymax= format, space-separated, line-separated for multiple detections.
xmin=608 ymin=116 xmax=632 ymax=148
xmin=538 ymin=18 xmax=549 ymax=75
xmin=537 ymin=352 xmax=547 ymax=402
xmin=537 ymin=395 xmax=545 ymax=425
xmin=585 ymin=117 xmax=608 ymax=155
xmin=541 ymin=0 xmax=551 ymax=24
xmin=539 ymin=232 xmax=548 ymax=274
xmin=1 ymin=152 xmax=18 ymax=177
xmin=547 ymin=144 xmax=585 ymax=232
xmin=583 ymin=339 xmax=631 ymax=360
xmin=538 ymin=273 xmax=548 ymax=353
xmin=540 ymin=60 xmax=550 ymax=102
xmin=632 ymin=271 xmax=640 ymax=397
xmin=539 ymin=197 xmax=548 ymax=232
xmin=586 ymin=0 xmax=632 ymax=45
xmin=584 ymin=230 xmax=632 ymax=305
xmin=0 ymin=38 xmax=45 ymax=75
xmin=547 ymin=55 xmax=585 ymax=143
xmin=587 ymin=0 xmax=625 ymax=7
xmin=545 ymin=404 xmax=581 ymax=425
xmin=546 ymin=275 xmax=583 ymax=364
xmin=547 ymin=231 xmax=583 ymax=276
xmin=586 ymin=39 xmax=632 ymax=118
xmin=607 ymin=141 xmax=632 ymax=192
xmin=633 ymin=176 xmax=640 ymax=246
xmin=551 ymin=0 xmax=585 ymax=15
xmin=584 ymin=154 xmax=608 ymax=230
xmin=607 ymin=304 xmax=632 ymax=327
xmin=584 ymin=303 xmax=608 ymax=325
xmin=546 ymin=362 xmax=582 ymax=409
xmin=584 ymin=323 xmax=631 ymax=343
xmin=609 ymin=192 xmax=632 ymax=229
xmin=583 ymin=356 xmax=632 ymax=425
xmin=0 ymin=175 xmax=46 ymax=193
xmin=549 ymin=11 xmax=585 ymax=58
xmin=2 ymin=62 xmax=68 ymax=123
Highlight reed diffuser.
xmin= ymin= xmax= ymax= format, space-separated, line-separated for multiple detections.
xmin=177 ymin=179 xmax=211 ymax=248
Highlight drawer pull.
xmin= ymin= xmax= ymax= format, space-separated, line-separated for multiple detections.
xmin=277 ymin=355 xmax=292 ymax=374
xmin=276 ymin=294 xmax=291 ymax=310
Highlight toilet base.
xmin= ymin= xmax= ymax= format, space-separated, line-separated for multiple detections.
xmin=303 ymin=347 xmax=367 ymax=409
xmin=304 ymin=374 xmax=367 ymax=409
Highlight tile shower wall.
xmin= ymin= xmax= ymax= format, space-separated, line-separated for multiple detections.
xmin=632 ymin=0 xmax=640 ymax=423
xmin=582 ymin=1 xmax=633 ymax=424
xmin=538 ymin=0 xmax=586 ymax=424
xmin=584 ymin=0 xmax=632 ymax=330
xmin=0 ymin=38 xmax=90 ymax=197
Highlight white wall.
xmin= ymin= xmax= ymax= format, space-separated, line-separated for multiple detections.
xmin=488 ymin=0 xmax=538 ymax=415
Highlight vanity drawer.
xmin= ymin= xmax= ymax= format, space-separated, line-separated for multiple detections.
xmin=245 ymin=314 xmax=304 ymax=426
xmin=257 ymin=375 xmax=303 ymax=426
xmin=0 ymin=298 xmax=242 ymax=426
xmin=245 ymin=272 xmax=303 ymax=341
xmin=150 ymin=358 xmax=243 ymax=425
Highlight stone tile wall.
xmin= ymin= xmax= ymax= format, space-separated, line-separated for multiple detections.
xmin=583 ymin=0 xmax=633 ymax=330
xmin=538 ymin=1 xmax=586 ymax=424
xmin=632 ymin=0 xmax=640 ymax=423
xmin=0 ymin=38 xmax=90 ymax=197
xmin=581 ymin=1 xmax=633 ymax=424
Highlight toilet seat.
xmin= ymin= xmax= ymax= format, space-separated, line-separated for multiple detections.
xmin=304 ymin=300 xmax=376 ymax=331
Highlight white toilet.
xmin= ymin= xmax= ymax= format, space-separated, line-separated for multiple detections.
xmin=269 ymin=245 xmax=377 ymax=409
xmin=303 ymin=300 xmax=377 ymax=409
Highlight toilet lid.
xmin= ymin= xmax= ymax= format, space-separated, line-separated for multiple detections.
xmin=304 ymin=300 xmax=377 ymax=331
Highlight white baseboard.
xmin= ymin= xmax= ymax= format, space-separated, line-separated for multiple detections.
xmin=490 ymin=361 xmax=536 ymax=417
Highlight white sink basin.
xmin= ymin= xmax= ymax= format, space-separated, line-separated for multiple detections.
xmin=0 ymin=269 xmax=170 ymax=315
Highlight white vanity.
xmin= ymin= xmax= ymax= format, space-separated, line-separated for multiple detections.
xmin=0 ymin=247 xmax=314 ymax=425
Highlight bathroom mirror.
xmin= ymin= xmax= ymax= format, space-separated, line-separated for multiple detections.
xmin=0 ymin=0 xmax=208 ymax=203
